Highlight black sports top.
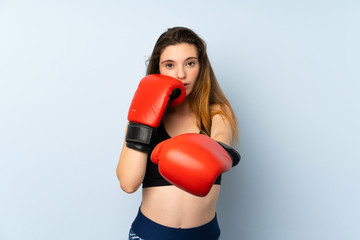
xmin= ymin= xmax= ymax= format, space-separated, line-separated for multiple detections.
xmin=142 ymin=123 xmax=222 ymax=188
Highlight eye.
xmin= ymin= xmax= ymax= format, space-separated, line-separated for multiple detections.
xmin=186 ymin=61 xmax=196 ymax=67
xmin=165 ymin=63 xmax=174 ymax=68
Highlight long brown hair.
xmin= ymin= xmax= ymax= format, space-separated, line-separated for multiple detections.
xmin=146 ymin=27 xmax=238 ymax=142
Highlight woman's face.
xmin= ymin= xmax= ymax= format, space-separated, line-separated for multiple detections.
xmin=159 ymin=43 xmax=200 ymax=96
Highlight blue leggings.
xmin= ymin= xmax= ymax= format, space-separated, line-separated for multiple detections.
xmin=129 ymin=209 xmax=221 ymax=240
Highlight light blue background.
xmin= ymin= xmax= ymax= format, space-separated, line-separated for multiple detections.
xmin=1 ymin=0 xmax=359 ymax=239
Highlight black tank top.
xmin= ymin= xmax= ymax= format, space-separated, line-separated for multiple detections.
xmin=142 ymin=123 xmax=222 ymax=188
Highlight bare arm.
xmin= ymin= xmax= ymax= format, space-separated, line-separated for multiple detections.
xmin=116 ymin=122 xmax=148 ymax=193
xmin=210 ymin=105 xmax=234 ymax=146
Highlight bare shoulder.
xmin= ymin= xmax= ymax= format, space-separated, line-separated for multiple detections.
xmin=210 ymin=104 xmax=233 ymax=146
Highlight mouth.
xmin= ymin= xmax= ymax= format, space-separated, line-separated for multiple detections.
xmin=183 ymin=83 xmax=190 ymax=88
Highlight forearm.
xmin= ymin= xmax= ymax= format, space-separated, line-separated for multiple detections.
xmin=117 ymin=137 xmax=148 ymax=193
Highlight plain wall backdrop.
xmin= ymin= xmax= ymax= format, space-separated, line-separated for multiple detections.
xmin=0 ymin=0 xmax=359 ymax=239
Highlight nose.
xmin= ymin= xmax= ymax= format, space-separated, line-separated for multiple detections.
xmin=176 ymin=66 xmax=186 ymax=80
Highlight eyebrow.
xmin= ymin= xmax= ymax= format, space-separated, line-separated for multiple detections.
xmin=160 ymin=57 xmax=198 ymax=65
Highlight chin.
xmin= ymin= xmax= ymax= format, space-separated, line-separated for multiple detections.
xmin=185 ymin=88 xmax=193 ymax=96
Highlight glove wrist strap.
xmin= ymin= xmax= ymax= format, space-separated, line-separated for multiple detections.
xmin=217 ymin=141 xmax=241 ymax=167
xmin=126 ymin=122 xmax=157 ymax=153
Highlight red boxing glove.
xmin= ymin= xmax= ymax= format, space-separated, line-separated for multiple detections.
xmin=126 ymin=74 xmax=186 ymax=153
xmin=151 ymin=133 xmax=233 ymax=197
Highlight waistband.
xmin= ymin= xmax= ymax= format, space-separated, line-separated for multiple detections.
xmin=131 ymin=208 xmax=220 ymax=240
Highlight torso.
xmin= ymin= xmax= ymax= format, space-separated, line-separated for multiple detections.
xmin=140 ymin=105 xmax=221 ymax=228
xmin=141 ymin=185 xmax=220 ymax=228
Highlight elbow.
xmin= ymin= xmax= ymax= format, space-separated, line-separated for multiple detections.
xmin=116 ymin=170 xmax=137 ymax=193
xmin=119 ymin=180 xmax=141 ymax=194
xmin=116 ymin=162 xmax=144 ymax=194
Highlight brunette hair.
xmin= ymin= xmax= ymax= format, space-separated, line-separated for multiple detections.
xmin=146 ymin=27 xmax=238 ymax=142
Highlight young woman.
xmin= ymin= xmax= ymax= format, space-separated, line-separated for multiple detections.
xmin=117 ymin=27 xmax=240 ymax=240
